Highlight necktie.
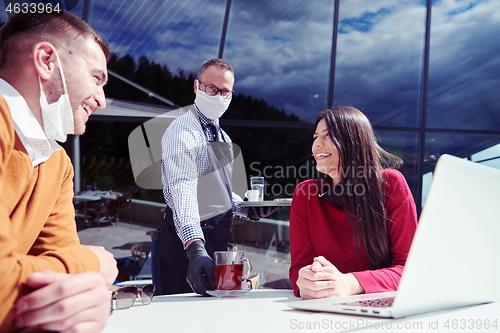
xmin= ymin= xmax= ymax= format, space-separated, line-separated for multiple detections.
xmin=208 ymin=123 xmax=219 ymax=141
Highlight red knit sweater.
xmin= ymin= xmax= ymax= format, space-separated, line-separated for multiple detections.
xmin=289 ymin=168 xmax=418 ymax=297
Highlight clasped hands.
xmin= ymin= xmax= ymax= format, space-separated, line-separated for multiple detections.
xmin=296 ymin=256 xmax=364 ymax=300
xmin=14 ymin=245 xmax=118 ymax=333
xmin=14 ymin=270 xmax=111 ymax=333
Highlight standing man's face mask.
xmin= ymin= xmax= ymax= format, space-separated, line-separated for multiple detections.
xmin=39 ymin=50 xmax=74 ymax=142
xmin=194 ymin=80 xmax=231 ymax=120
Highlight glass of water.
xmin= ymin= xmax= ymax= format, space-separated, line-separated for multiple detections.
xmin=250 ymin=177 xmax=264 ymax=201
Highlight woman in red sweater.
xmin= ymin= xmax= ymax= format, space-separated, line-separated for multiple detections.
xmin=289 ymin=106 xmax=418 ymax=299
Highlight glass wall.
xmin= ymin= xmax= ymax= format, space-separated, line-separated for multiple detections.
xmin=88 ymin=0 xmax=226 ymax=74
xmin=421 ymin=132 xmax=500 ymax=205
xmin=222 ymin=0 xmax=334 ymax=205
xmin=9 ymin=0 xmax=495 ymax=287
xmin=376 ymin=130 xmax=420 ymax=195
xmin=334 ymin=0 xmax=426 ymax=128
xmin=224 ymin=0 xmax=334 ymax=122
xmin=427 ymin=0 xmax=500 ymax=131
xmin=472 ymin=143 xmax=500 ymax=169
xmin=421 ymin=0 xmax=500 ymax=205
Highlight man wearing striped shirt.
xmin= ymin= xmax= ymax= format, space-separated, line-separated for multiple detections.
xmin=155 ymin=59 xmax=276 ymax=296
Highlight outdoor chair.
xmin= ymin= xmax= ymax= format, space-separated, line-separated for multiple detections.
xmin=229 ymin=215 xmax=245 ymax=245
xmin=117 ymin=243 xmax=152 ymax=281
xmin=130 ymin=243 xmax=151 ymax=266
xmin=109 ymin=194 xmax=132 ymax=224
xmin=84 ymin=199 xmax=109 ymax=230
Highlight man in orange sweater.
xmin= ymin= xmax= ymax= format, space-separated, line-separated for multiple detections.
xmin=0 ymin=8 xmax=117 ymax=333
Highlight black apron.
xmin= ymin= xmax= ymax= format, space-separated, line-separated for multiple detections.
xmin=152 ymin=111 xmax=234 ymax=295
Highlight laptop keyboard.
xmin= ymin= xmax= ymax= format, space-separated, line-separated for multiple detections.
xmin=341 ymin=297 xmax=395 ymax=308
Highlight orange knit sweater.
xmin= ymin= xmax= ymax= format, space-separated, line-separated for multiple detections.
xmin=0 ymin=95 xmax=100 ymax=332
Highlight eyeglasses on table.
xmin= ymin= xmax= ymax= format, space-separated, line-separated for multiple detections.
xmin=111 ymin=284 xmax=155 ymax=310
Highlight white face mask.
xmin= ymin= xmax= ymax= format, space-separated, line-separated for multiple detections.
xmin=40 ymin=51 xmax=74 ymax=142
xmin=194 ymin=80 xmax=231 ymax=120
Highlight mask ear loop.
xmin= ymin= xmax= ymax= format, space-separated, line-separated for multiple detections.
xmin=53 ymin=50 xmax=69 ymax=96
xmin=196 ymin=79 xmax=202 ymax=93
xmin=40 ymin=49 xmax=75 ymax=140
xmin=194 ymin=79 xmax=202 ymax=111
xmin=38 ymin=76 xmax=47 ymax=102
xmin=38 ymin=50 xmax=70 ymax=100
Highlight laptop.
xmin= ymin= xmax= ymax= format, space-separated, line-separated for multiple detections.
xmin=288 ymin=154 xmax=500 ymax=318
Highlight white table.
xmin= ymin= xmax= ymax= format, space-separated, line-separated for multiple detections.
xmin=73 ymin=191 xmax=122 ymax=202
xmin=103 ymin=289 xmax=500 ymax=333
xmin=239 ymin=199 xmax=292 ymax=207
xmin=73 ymin=191 xmax=122 ymax=223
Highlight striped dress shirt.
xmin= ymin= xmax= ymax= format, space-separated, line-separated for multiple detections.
xmin=161 ymin=106 xmax=248 ymax=247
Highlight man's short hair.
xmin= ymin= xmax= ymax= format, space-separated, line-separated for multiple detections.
xmin=0 ymin=7 xmax=109 ymax=67
xmin=198 ymin=58 xmax=234 ymax=79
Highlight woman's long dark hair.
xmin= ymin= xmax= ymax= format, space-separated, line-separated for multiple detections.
xmin=316 ymin=106 xmax=403 ymax=269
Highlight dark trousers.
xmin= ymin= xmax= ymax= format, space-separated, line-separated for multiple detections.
xmin=151 ymin=207 xmax=232 ymax=296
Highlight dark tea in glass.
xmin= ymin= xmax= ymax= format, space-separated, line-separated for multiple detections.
xmin=214 ymin=251 xmax=253 ymax=291
xmin=215 ymin=264 xmax=244 ymax=290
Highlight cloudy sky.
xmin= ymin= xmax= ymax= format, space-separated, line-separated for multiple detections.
xmin=88 ymin=0 xmax=226 ymax=73
xmin=0 ymin=0 xmax=498 ymax=130
xmin=223 ymin=0 xmax=334 ymax=121
xmin=66 ymin=0 xmax=496 ymax=128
